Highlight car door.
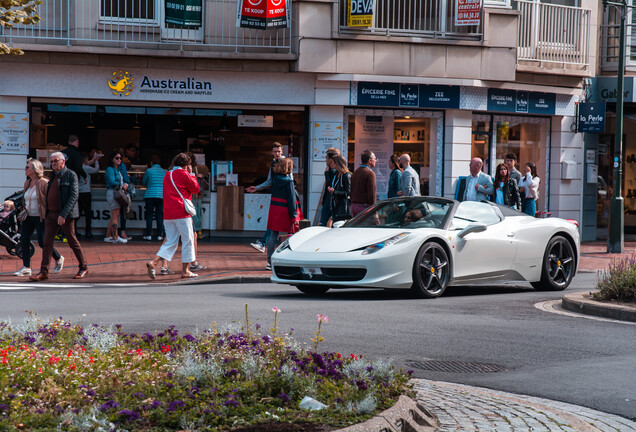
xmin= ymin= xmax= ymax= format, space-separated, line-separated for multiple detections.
xmin=451 ymin=202 xmax=519 ymax=280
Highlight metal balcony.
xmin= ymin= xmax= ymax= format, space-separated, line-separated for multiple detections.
xmin=0 ymin=0 xmax=292 ymax=56
xmin=517 ymin=0 xmax=591 ymax=68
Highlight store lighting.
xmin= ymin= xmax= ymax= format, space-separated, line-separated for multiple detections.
xmin=86 ymin=113 xmax=95 ymax=129
xmin=219 ymin=112 xmax=230 ymax=132
xmin=43 ymin=112 xmax=56 ymax=127
xmin=172 ymin=118 xmax=184 ymax=132
xmin=132 ymin=114 xmax=140 ymax=129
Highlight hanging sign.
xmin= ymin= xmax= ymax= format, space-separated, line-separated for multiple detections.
xmin=0 ymin=113 xmax=29 ymax=155
xmin=347 ymin=0 xmax=373 ymax=27
xmin=455 ymin=0 xmax=481 ymax=26
xmin=165 ymin=0 xmax=203 ymax=27
xmin=237 ymin=0 xmax=289 ymax=30
xmin=578 ymin=102 xmax=606 ymax=133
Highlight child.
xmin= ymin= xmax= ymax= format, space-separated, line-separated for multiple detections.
xmin=0 ymin=200 xmax=15 ymax=222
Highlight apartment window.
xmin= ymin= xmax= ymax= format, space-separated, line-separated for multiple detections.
xmin=101 ymin=0 xmax=158 ymax=23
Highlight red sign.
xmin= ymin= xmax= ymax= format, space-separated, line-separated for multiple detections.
xmin=238 ymin=0 xmax=288 ymax=30
xmin=455 ymin=0 xmax=481 ymax=26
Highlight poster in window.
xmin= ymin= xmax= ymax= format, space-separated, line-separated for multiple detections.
xmin=347 ymin=0 xmax=373 ymax=27
xmin=0 ymin=113 xmax=29 ymax=155
xmin=455 ymin=0 xmax=481 ymax=26
xmin=237 ymin=0 xmax=289 ymax=30
xmin=313 ymin=121 xmax=343 ymax=161
xmin=354 ymin=116 xmax=394 ymax=201
xmin=165 ymin=0 xmax=202 ymax=27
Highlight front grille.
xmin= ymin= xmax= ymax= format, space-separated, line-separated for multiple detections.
xmin=274 ymin=266 xmax=367 ymax=282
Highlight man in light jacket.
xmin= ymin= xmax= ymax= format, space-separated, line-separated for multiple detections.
xmin=399 ymin=153 xmax=420 ymax=196
xmin=463 ymin=157 xmax=494 ymax=202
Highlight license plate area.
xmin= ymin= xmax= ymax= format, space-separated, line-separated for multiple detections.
xmin=301 ymin=267 xmax=323 ymax=276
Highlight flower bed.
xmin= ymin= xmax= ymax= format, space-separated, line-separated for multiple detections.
xmin=0 ymin=307 xmax=411 ymax=431
xmin=593 ymin=254 xmax=636 ymax=303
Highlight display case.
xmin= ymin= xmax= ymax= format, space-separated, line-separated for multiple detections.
xmin=210 ymin=160 xmax=233 ymax=191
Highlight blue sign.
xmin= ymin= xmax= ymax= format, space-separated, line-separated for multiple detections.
xmin=420 ymin=85 xmax=460 ymax=109
xmin=516 ymin=91 xmax=529 ymax=113
xmin=399 ymin=84 xmax=419 ymax=107
xmin=357 ymin=82 xmax=400 ymax=106
xmin=578 ymin=102 xmax=606 ymax=133
xmin=356 ymin=82 xmax=459 ymax=109
xmin=487 ymin=89 xmax=517 ymax=112
xmin=529 ymin=92 xmax=556 ymax=115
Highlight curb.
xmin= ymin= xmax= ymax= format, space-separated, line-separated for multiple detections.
xmin=562 ymin=291 xmax=636 ymax=322
xmin=169 ymin=275 xmax=272 ymax=286
xmin=335 ymin=395 xmax=438 ymax=432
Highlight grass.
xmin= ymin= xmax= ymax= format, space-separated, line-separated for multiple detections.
xmin=593 ymin=253 xmax=636 ymax=303
xmin=0 ymin=307 xmax=412 ymax=431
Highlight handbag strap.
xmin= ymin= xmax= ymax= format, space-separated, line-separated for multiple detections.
xmin=169 ymin=170 xmax=187 ymax=202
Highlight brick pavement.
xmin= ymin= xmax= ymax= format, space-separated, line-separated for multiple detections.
xmin=413 ymin=380 xmax=636 ymax=432
xmin=1 ymin=238 xmax=634 ymax=284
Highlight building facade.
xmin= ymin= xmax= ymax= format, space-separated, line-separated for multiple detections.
xmin=0 ymin=0 xmax=597 ymax=236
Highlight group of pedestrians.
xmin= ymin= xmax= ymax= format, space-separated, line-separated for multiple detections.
xmin=462 ymin=153 xmax=541 ymax=216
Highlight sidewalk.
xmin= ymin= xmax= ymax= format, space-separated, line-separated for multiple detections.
xmin=1 ymin=238 xmax=635 ymax=284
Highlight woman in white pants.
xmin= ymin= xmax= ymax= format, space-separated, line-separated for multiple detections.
xmin=146 ymin=153 xmax=200 ymax=279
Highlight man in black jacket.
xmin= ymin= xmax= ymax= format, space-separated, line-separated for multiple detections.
xmin=62 ymin=135 xmax=87 ymax=182
xmin=30 ymin=152 xmax=88 ymax=281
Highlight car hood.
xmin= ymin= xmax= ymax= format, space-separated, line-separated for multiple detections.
xmin=289 ymin=227 xmax=418 ymax=253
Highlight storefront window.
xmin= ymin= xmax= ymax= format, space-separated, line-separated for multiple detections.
xmin=472 ymin=115 xmax=491 ymax=173
xmin=345 ymin=110 xmax=440 ymax=199
xmin=493 ymin=115 xmax=550 ymax=212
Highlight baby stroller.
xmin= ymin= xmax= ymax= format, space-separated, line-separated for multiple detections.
xmin=1 ymin=191 xmax=35 ymax=259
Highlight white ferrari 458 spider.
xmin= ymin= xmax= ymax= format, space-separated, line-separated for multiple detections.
xmin=271 ymin=197 xmax=580 ymax=298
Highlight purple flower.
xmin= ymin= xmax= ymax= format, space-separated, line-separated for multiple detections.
xmin=278 ymin=392 xmax=290 ymax=404
xmin=184 ymin=333 xmax=196 ymax=342
xmin=0 ymin=404 xmax=9 ymax=412
xmin=133 ymin=392 xmax=146 ymax=399
xmin=150 ymin=401 xmax=163 ymax=409
xmin=85 ymin=389 xmax=96 ymax=397
xmin=223 ymin=399 xmax=239 ymax=408
xmin=118 ymin=409 xmax=141 ymax=421
xmin=166 ymin=400 xmax=185 ymax=413
xmin=98 ymin=400 xmax=119 ymax=411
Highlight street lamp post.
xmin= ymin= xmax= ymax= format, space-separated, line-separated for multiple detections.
xmin=604 ymin=0 xmax=626 ymax=253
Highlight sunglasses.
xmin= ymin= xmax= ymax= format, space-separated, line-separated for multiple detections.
xmin=114 ymin=156 xmax=121 ymax=160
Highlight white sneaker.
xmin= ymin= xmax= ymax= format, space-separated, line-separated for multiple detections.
xmin=250 ymin=241 xmax=266 ymax=253
xmin=265 ymin=263 xmax=272 ymax=270
xmin=54 ymin=256 xmax=65 ymax=274
xmin=189 ymin=263 xmax=207 ymax=271
xmin=115 ymin=237 xmax=128 ymax=244
xmin=14 ymin=267 xmax=31 ymax=276
xmin=104 ymin=237 xmax=113 ymax=243
xmin=157 ymin=236 xmax=164 ymax=241
xmin=142 ymin=236 xmax=152 ymax=241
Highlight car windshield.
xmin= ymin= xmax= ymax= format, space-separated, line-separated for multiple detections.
xmin=344 ymin=198 xmax=453 ymax=229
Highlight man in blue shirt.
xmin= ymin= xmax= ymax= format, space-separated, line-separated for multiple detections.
xmin=142 ymin=155 xmax=166 ymax=241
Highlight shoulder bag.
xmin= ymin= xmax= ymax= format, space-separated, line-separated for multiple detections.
xmin=170 ymin=170 xmax=196 ymax=217
xmin=113 ymin=170 xmax=130 ymax=209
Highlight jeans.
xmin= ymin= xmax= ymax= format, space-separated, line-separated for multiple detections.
xmin=523 ymin=198 xmax=537 ymax=217
xmin=319 ymin=194 xmax=332 ymax=226
xmin=20 ymin=215 xmax=61 ymax=268
xmin=267 ymin=231 xmax=281 ymax=265
xmin=40 ymin=212 xmax=87 ymax=275
xmin=259 ymin=229 xmax=272 ymax=245
xmin=144 ymin=198 xmax=165 ymax=237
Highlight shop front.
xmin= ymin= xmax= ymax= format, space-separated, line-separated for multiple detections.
xmin=0 ymin=62 xmax=316 ymax=236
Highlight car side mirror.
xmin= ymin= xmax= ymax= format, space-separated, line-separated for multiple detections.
xmin=332 ymin=220 xmax=346 ymax=228
xmin=457 ymin=223 xmax=487 ymax=238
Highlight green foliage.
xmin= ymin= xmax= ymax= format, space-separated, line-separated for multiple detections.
xmin=0 ymin=311 xmax=412 ymax=431
xmin=593 ymin=253 xmax=636 ymax=303
xmin=0 ymin=0 xmax=42 ymax=55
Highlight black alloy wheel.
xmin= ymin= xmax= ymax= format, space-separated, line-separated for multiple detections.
xmin=295 ymin=285 xmax=330 ymax=295
xmin=411 ymin=242 xmax=450 ymax=298
xmin=531 ymin=235 xmax=575 ymax=291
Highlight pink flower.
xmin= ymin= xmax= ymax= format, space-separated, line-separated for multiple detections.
xmin=272 ymin=307 xmax=281 ymax=313
xmin=316 ymin=314 xmax=328 ymax=323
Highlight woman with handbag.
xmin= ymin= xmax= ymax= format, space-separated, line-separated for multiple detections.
xmin=266 ymin=158 xmax=300 ymax=270
xmin=328 ymin=154 xmax=352 ymax=223
xmin=146 ymin=153 xmax=200 ymax=279
xmin=104 ymin=151 xmax=130 ymax=244
xmin=14 ymin=158 xmax=64 ymax=277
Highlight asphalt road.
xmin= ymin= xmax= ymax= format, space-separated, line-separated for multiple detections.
xmin=1 ymin=272 xmax=634 ymax=421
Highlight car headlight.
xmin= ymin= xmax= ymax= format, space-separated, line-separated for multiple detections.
xmin=275 ymin=238 xmax=291 ymax=253
xmin=361 ymin=233 xmax=409 ymax=255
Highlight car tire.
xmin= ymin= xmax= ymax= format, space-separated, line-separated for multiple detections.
xmin=531 ymin=235 xmax=575 ymax=291
xmin=295 ymin=285 xmax=330 ymax=295
xmin=411 ymin=242 xmax=450 ymax=298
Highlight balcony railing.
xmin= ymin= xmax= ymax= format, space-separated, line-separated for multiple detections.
xmin=517 ymin=0 xmax=590 ymax=67
xmin=600 ymin=5 xmax=636 ymax=71
xmin=338 ymin=0 xmax=482 ymax=40
xmin=0 ymin=0 xmax=292 ymax=55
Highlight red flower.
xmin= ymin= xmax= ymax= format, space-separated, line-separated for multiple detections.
xmin=67 ymin=349 xmax=73 ymax=358
xmin=38 ymin=368 xmax=43 ymax=373
xmin=1 ymin=358 xmax=7 ymax=364
xmin=69 ymin=363 xmax=76 ymax=371
xmin=350 ymin=354 xmax=358 ymax=361
xmin=161 ymin=345 xmax=170 ymax=353
xmin=136 ymin=349 xmax=143 ymax=356
xmin=48 ymin=356 xmax=60 ymax=365
xmin=336 ymin=353 xmax=342 ymax=359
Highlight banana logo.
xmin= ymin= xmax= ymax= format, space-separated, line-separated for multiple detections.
xmin=108 ymin=70 xmax=134 ymax=96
